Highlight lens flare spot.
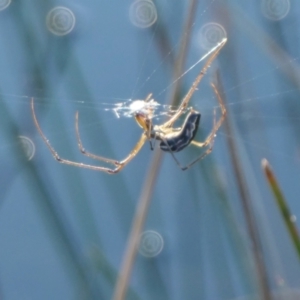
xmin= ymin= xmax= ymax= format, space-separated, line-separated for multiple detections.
xmin=0 ymin=0 xmax=11 ymax=11
xmin=129 ymin=0 xmax=158 ymax=28
xmin=139 ymin=230 xmax=164 ymax=257
xmin=18 ymin=136 xmax=35 ymax=161
xmin=197 ymin=22 xmax=227 ymax=51
xmin=261 ymin=0 xmax=290 ymax=21
xmin=46 ymin=6 xmax=76 ymax=36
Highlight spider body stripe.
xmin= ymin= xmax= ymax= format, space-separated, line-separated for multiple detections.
xmin=159 ymin=110 xmax=200 ymax=152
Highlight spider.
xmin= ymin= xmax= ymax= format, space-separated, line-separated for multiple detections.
xmin=31 ymin=38 xmax=227 ymax=174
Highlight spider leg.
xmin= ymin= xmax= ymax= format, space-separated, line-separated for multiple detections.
xmin=181 ymin=111 xmax=217 ymax=171
xmin=31 ymin=98 xmax=147 ymax=174
xmin=165 ymin=82 xmax=225 ymax=170
xmin=146 ymin=119 xmax=154 ymax=150
xmin=115 ymin=133 xmax=148 ymax=172
xmin=182 ymin=83 xmax=226 ymax=170
xmin=191 ymin=82 xmax=226 ymax=148
xmin=181 ymin=141 xmax=215 ymax=170
xmin=144 ymin=93 xmax=152 ymax=102
xmin=148 ymin=140 xmax=154 ymax=150
xmin=163 ymin=38 xmax=227 ymax=129
xmin=158 ymin=134 xmax=214 ymax=171
xmin=75 ymin=111 xmax=121 ymax=165
xmin=160 ymin=107 xmax=215 ymax=170
xmin=161 ymin=139 xmax=186 ymax=170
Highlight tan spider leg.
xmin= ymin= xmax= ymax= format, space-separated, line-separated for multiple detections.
xmin=31 ymin=98 xmax=147 ymax=174
xmin=75 ymin=109 xmax=148 ymax=172
xmin=162 ymin=107 xmax=216 ymax=170
xmin=191 ymin=82 xmax=226 ymax=148
xmin=75 ymin=111 xmax=120 ymax=165
xmin=171 ymin=138 xmax=216 ymax=170
xmin=163 ymin=38 xmax=227 ymax=129
xmin=164 ymin=82 xmax=226 ymax=170
xmin=144 ymin=93 xmax=154 ymax=140
xmin=113 ymin=133 xmax=148 ymax=172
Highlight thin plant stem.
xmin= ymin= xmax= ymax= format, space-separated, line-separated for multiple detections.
xmin=217 ymin=74 xmax=272 ymax=300
xmin=112 ymin=1 xmax=199 ymax=299
xmin=262 ymin=158 xmax=300 ymax=258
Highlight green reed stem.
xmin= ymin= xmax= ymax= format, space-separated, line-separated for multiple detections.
xmin=262 ymin=158 xmax=300 ymax=258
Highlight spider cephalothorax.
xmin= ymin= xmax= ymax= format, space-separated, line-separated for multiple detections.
xmin=31 ymin=38 xmax=227 ymax=174
xmin=134 ymin=110 xmax=153 ymax=138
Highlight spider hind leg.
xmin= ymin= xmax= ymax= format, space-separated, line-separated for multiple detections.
xmin=162 ymin=81 xmax=226 ymax=171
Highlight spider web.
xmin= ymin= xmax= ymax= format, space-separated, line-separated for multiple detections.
xmin=0 ymin=1 xmax=300 ymax=300
xmin=0 ymin=1 xmax=295 ymax=160
xmin=0 ymin=0 xmax=299 ymax=162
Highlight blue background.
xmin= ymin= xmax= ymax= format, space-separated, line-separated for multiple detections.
xmin=0 ymin=0 xmax=300 ymax=299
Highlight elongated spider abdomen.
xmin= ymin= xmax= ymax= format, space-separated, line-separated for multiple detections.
xmin=160 ymin=110 xmax=200 ymax=153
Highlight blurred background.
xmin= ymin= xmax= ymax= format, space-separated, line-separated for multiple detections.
xmin=0 ymin=0 xmax=300 ymax=299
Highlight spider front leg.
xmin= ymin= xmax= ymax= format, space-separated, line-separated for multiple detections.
xmin=75 ymin=111 xmax=121 ymax=166
xmin=99 ymin=133 xmax=147 ymax=174
xmin=163 ymin=38 xmax=227 ymax=129
xmin=31 ymin=98 xmax=147 ymax=174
